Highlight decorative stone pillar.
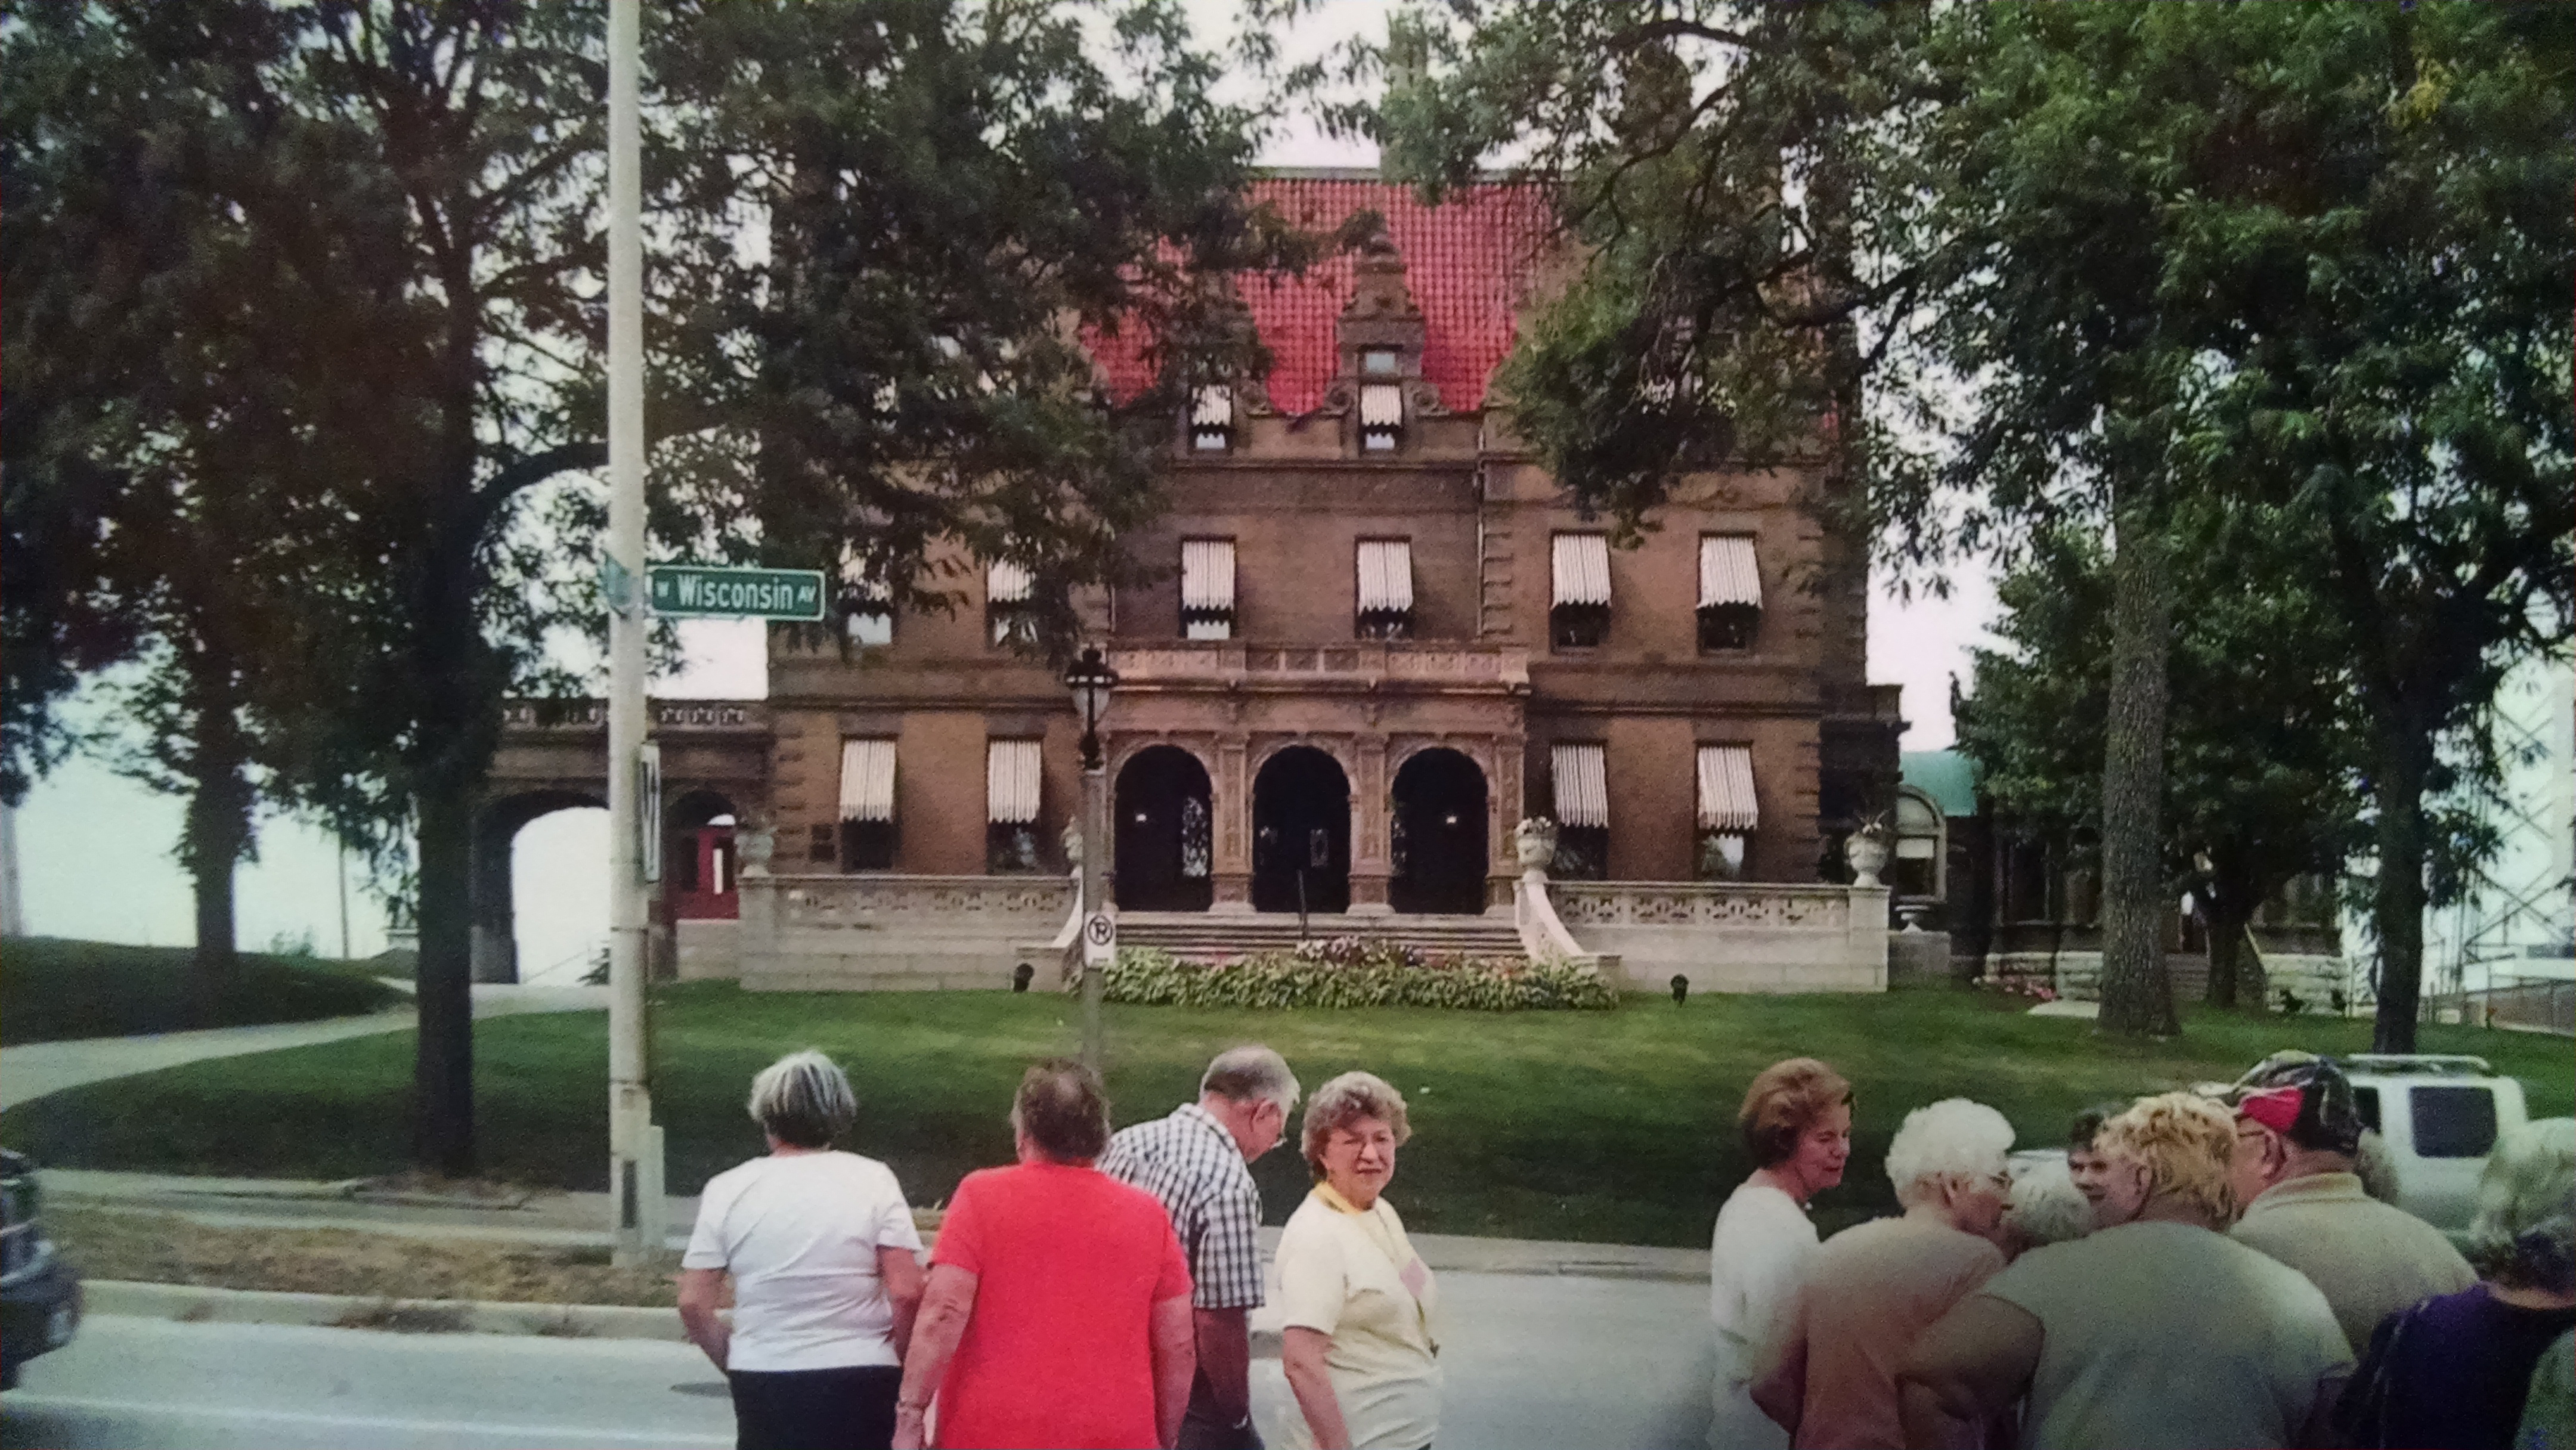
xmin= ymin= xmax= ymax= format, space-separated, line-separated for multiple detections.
xmin=1487 ymin=734 xmax=1524 ymax=914
xmin=1349 ymin=736 xmax=1392 ymax=913
xmin=1213 ymin=736 xmax=1252 ymax=912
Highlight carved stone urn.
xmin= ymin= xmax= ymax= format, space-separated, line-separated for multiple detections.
xmin=735 ymin=821 xmax=776 ymax=876
xmin=1513 ymin=817 xmax=1558 ymax=872
xmin=1843 ymin=828 xmax=1889 ymax=890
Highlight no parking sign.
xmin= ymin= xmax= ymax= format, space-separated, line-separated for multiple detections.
xmin=1082 ymin=910 xmax=1117 ymax=966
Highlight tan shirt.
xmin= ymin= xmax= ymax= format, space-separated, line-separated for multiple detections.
xmin=1784 ymin=1215 xmax=2005 ymax=1450
xmin=1275 ymin=1188 xmax=1441 ymax=1450
xmin=2230 ymin=1170 xmax=2476 ymax=1353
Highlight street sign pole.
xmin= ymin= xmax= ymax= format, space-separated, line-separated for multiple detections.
xmin=605 ymin=0 xmax=664 ymax=1267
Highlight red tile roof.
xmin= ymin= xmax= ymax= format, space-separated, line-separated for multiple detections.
xmin=1092 ymin=174 xmax=1556 ymax=416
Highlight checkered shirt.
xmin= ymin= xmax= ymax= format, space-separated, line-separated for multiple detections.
xmin=1099 ymin=1102 xmax=1265 ymax=1310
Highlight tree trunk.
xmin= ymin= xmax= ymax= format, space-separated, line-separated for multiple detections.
xmin=2097 ymin=484 xmax=2179 ymax=1038
xmin=179 ymin=690 xmax=255 ymax=1026
xmin=413 ymin=773 xmax=477 ymax=1178
xmin=2369 ymin=722 xmax=2433 ymax=1053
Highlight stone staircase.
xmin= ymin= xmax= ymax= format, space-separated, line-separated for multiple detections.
xmin=1116 ymin=912 xmax=1528 ymax=963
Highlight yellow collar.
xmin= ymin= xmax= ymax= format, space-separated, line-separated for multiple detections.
xmin=1314 ymin=1181 xmax=1373 ymax=1216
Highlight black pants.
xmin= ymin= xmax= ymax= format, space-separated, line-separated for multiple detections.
xmin=726 ymin=1364 xmax=902 ymax=1450
xmin=1176 ymin=1365 xmax=1264 ymax=1450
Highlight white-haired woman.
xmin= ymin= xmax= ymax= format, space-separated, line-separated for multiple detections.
xmin=2337 ymin=1118 xmax=2576 ymax=1450
xmin=1276 ymin=1071 xmax=1439 ymax=1450
xmin=680 ymin=1049 xmax=926 ymax=1450
xmin=1753 ymin=1098 xmax=2012 ymax=1449
xmin=2001 ymin=1157 xmax=2095 ymax=1258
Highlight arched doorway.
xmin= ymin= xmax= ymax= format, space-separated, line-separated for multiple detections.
xmin=474 ymin=789 xmax=606 ymax=985
xmin=1116 ymin=746 xmax=1213 ymax=912
xmin=1390 ymin=748 xmax=1490 ymax=915
xmin=1253 ymin=746 xmax=1349 ymax=914
xmin=665 ymin=789 xmax=739 ymax=921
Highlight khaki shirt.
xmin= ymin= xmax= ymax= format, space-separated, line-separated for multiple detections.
xmin=2231 ymin=1171 xmax=2476 ymax=1353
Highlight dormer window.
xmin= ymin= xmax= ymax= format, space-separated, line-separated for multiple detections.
xmin=1360 ymin=382 xmax=1404 ymax=452
xmin=1180 ymin=538 xmax=1236 ymax=640
xmin=1191 ymin=385 xmax=1233 ymax=452
xmin=1361 ymin=348 xmax=1401 ymax=377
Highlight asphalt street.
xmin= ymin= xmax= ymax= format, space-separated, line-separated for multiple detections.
xmin=7 ymin=1271 xmax=1714 ymax=1449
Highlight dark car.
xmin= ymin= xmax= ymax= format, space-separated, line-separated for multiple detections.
xmin=1 ymin=1149 xmax=80 ymax=1388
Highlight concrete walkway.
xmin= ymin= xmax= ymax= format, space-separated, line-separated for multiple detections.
xmin=1 ymin=984 xmax=609 ymax=1111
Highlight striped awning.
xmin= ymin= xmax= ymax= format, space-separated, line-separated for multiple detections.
xmin=1359 ymin=382 xmax=1404 ymax=426
xmin=986 ymin=739 xmax=1042 ymax=825
xmin=838 ymin=739 xmax=897 ymax=823
xmin=1699 ymin=535 xmax=1761 ymax=609
xmin=1552 ymin=534 xmax=1612 ymax=606
xmin=1552 ymin=743 xmax=1608 ymax=830
xmin=1192 ymin=385 xmax=1233 ymax=426
xmin=1181 ymin=538 xmax=1236 ymax=615
xmin=986 ymin=559 xmax=1032 ymax=605
xmin=1696 ymin=745 xmax=1758 ymax=832
xmin=1357 ymin=540 xmax=1413 ymax=614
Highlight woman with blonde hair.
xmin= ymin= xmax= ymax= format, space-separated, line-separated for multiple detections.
xmin=1710 ymin=1058 xmax=1852 ymax=1450
xmin=1275 ymin=1071 xmax=1439 ymax=1450
xmin=1896 ymin=1092 xmax=2351 ymax=1450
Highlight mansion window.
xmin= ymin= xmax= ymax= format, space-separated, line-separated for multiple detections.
xmin=1181 ymin=538 xmax=1237 ymax=640
xmin=1550 ymin=533 xmax=1612 ymax=649
xmin=1358 ymin=348 xmax=1403 ymax=451
xmin=1191 ymin=385 xmax=1234 ymax=452
xmin=1355 ymin=538 xmax=1414 ymax=640
xmin=1697 ymin=534 xmax=1763 ymax=653
xmin=986 ymin=738 xmax=1045 ymax=873
xmin=1549 ymin=742 xmax=1609 ymax=879
xmin=839 ymin=546 xmax=893 ymax=646
xmin=987 ymin=560 xmax=1038 ymax=647
xmin=1695 ymin=745 xmax=1757 ymax=881
xmin=837 ymin=738 xmax=899 ymax=871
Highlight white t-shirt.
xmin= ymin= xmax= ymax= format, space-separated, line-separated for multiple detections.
xmin=682 ymin=1150 xmax=924 ymax=1372
xmin=1980 ymin=1219 xmax=2353 ymax=1450
xmin=1708 ymin=1180 xmax=1819 ymax=1450
xmin=1274 ymin=1189 xmax=1442 ymax=1450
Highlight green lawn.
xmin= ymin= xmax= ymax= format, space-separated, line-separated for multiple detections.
xmin=0 ymin=937 xmax=406 ymax=1046
xmin=4 ymin=981 xmax=2567 ymax=1246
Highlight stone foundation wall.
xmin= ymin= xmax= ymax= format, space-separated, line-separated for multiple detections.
xmin=738 ymin=873 xmax=1074 ymax=991
xmin=1553 ymin=882 xmax=1889 ymax=994
xmin=1988 ymin=951 xmax=2355 ymax=1013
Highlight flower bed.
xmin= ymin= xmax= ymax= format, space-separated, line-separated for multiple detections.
xmin=1086 ymin=937 xmax=1620 ymax=1012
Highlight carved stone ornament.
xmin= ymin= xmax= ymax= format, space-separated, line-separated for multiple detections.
xmin=1061 ymin=823 xmax=1085 ymax=867
xmin=1405 ymin=379 xmax=1449 ymax=418
xmin=1843 ymin=830 xmax=1889 ymax=890
xmin=736 ymin=823 xmax=776 ymax=874
xmin=1514 ymin=817 xmax=1559 ymax=870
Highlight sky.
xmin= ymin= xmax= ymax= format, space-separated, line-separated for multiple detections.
xmin=10 ymin=1 xmax=2001 ymax=978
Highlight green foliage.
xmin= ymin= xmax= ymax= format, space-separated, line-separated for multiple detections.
xmin=1091 ymin=941 xmax=1620 ymax=1012
xmin=0 ymin=936 xmax=400 ymax=1046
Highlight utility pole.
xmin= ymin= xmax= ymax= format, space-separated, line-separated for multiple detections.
xmin=606 ymin=0 xmax=665 ymax=1266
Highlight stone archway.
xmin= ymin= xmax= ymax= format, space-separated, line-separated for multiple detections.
xmin=1253 ymin=746 xmax=1350 ymax=914
xmin=472 ymin=788 xmax=602 ymax=984
xmin=1389 ymin=747 xmax=1490 ymax=915
xmin=1115 ymin=746 xmax=1214 ymax=912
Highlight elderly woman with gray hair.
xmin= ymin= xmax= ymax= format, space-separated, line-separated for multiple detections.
xmin=1276 ymin=1071 xmax=1440 ymax=1450
xmin=2336 ymin=1117 xmax=2576 ymax=1450
xmin=679 ymin=1049 xmax=927 ymax=1450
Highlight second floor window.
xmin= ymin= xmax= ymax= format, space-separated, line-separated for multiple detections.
xmin=838 ymin=738 xmax=900 ymax=871
xmin=987 ymin=560 xmax=1037 ymax=647
xmin=986 ymin=738 xmax=1045 ymax=873
xmin=1181 ymin=538 xmax=1236 ymax=640
xmin=1698 ymin=534 xmax=1763 ymax=652
xmin=1550 ymin=533 xmax=1612 ymax=649
xmin=1355 ymin=539 xmax=1414 ymax=639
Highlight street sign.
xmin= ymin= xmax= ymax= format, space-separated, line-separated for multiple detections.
xmin=1082 ymin=909 xmax=1117 ymax=967
xmin=648 ymin=566 xmax=826 ymax=621
xmin=636 ymin=742 xmax=662 ymax=884
xmin=599 ymin=553 xmax=639 ymax=618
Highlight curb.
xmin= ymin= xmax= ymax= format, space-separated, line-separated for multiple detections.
xmin=85 ymin=1279 xmax=686 ymax=1342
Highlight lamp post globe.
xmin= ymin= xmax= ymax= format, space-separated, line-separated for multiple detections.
xmin=1063 ymin=645 xmax=1120 ymax=768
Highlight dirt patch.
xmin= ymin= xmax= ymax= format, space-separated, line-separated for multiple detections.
xmin=49 ymin=1206 xmax=682 ymax=1307
xmin=333 ymin=1299 xmax=471 ymax=1333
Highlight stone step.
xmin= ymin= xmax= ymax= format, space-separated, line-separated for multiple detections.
xmin=1117 ymin=912 xmax=1527 ymax=962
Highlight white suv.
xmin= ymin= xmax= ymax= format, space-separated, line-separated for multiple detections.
xmin=2340 ymin=1054 xmax=2532 ymax=1232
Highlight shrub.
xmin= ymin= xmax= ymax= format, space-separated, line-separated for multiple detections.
xmin=1083 ymin=944 xmax=1619 ymax=1012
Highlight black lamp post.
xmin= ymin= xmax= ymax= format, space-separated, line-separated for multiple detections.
xmin=1063 ymin=645 xmax=1119 ymax=1070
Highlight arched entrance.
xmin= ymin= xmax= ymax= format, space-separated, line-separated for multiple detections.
xmin=1115 ymin=746 xmax=1213 ymax=912
xmin=473 ymin=789 xmax=605 ymax=984
xmin=664 ymin=789 xmax=739 ymax=921
xmin=1253 ymin=746 xmax=1349 ymax=914
xmin=1390 ymin=748 xmax=1490 ymax=915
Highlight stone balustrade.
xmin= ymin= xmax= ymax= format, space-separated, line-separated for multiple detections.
xmin=499 ymin=698 xmax=769 ymax=732
xmin=1552 ymin=880 xmax=1888 ymax=994
xmin=739 ymin=872 xmax=1075 ymax=991
xmin=1109 ymin=643 xmax=1529 ymax=692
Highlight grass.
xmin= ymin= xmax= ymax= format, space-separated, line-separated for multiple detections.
xmin=47 ymin=1205 xmax=682 ymax=1307
xmin=0 ymin=936 xmax=406 ymax=1046
xmin=7 ymin=982 xmax=2569 ymax=1247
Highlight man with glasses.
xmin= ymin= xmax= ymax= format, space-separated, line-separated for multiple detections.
xmin=2225 ymin=1052 xmax=2475 ymax=1353
xmin=1101 ymin=1046 xmax=1302 ymax=1449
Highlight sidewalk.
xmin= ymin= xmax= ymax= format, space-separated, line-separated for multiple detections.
xmin=1 ymin=983 xmax=609 ymax=1110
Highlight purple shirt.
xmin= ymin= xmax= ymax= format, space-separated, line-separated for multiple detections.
xmin=2339 ymin=1283 xmax=2576 ymax=1450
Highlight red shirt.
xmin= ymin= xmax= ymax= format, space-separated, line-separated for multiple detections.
xmin=930 ymin=1161 xmax=1193 ymax=1450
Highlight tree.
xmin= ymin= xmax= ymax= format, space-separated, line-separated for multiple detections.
xmin=1349 ymin=0 xmax=2569 ymax=1039
xmin=8 ymin=0 xmax=1306 ymax=1176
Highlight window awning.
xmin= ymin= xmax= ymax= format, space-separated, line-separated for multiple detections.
xmin=1192 ymin=385 xmax=1233 ymax=426
xmin=1552 ymin=534 xmax=1612 ymax=606
xmin=986 ymin=560 xmax=1032 ymax=605
xmin=839 ymin=739 xmax=897 ymax=823
xmin=1697 ymin=745 xmax=1758 ymax=833
xmin=1699 ymin=535 xmax=1761 ymax=609
xmin=986 ymin=739 xmax=1042 ymax=825
xmin=1181 ymin=538 xmax=1236 ymax=615
xmin=1357 ymin=540 xmax=1413 ymax=615
xmin=1359 ymin=382 xmax=1405 ymax=426
xmin=1552 ymin=743 xmax=1608 ymax=829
